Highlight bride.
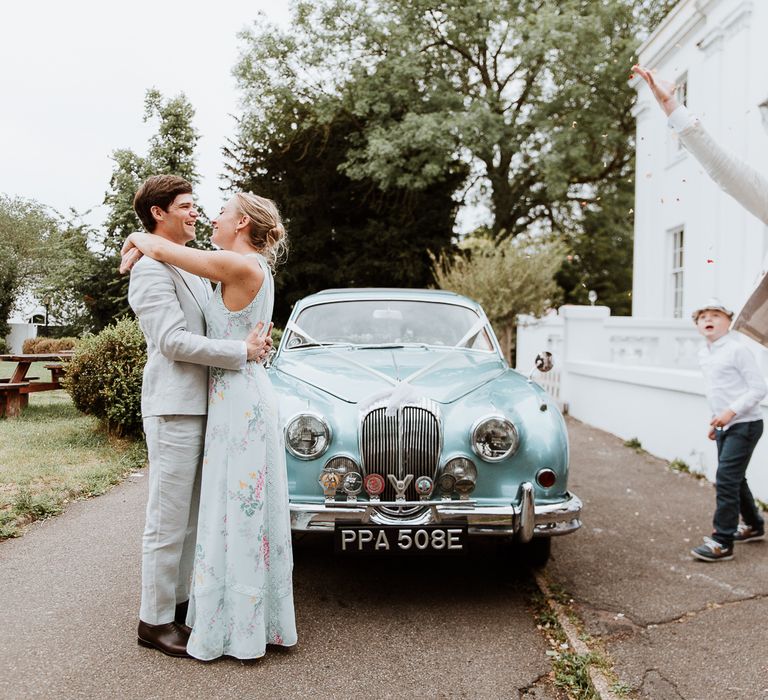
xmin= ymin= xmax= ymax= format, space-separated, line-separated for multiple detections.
xmin=121 ymin=192 xmax=297 ymax=661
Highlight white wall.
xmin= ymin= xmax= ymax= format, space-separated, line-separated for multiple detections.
xmin=517 ymin=306 xmax=768 ymax=502
xmin=5 ymin=323 xmax=37 ymax=354
xmin=632 ymin=0 xmax=768 ymax=321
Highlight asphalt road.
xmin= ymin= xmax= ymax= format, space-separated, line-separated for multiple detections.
xmin=0 ymin=470 xmax=562 ymax=699
xmin=550 ymin=418 xmax=768 ymax=700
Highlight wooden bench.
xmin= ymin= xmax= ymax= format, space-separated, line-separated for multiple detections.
xmin=44 ymin=364 xmax=66 ymax=382
xmin=0 ymin=383 xmax=31 ymax=418
xmin=0 ymin=377 xmax=38 ymax=383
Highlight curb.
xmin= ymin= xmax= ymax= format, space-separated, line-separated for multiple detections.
xmin=533 ymin=570 xmax=622 ymax=700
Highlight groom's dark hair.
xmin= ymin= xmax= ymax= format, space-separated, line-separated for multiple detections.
xmin=133 ymin=175 xmax=193 ymax=232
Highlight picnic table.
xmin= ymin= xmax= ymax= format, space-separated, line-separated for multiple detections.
xmin=0 ymin=352 xmax=74 ymax=418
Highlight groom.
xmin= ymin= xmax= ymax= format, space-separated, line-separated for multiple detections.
xmin=126 ymin=175 xmax=272 ymax=657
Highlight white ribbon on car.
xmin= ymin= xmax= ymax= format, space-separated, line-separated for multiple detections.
xmin=284 ymin=317 xmax=487 ymax=417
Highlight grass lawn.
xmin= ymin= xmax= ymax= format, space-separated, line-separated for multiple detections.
xmin=0 ymin=372 xmax=146 ymax=540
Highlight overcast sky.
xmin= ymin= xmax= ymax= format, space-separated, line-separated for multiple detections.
xmin=0 ymin=0 xmax=291 ymax=227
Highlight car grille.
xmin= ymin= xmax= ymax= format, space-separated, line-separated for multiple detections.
xmin=360 ymin=399 xmax=441 ymax=501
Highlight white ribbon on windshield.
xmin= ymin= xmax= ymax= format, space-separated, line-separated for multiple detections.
xmin=285 ymin=317 xmax=487 ymax=417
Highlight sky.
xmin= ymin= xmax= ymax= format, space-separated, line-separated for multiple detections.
xmin=0 ymin=0 xmax=292 ymax=228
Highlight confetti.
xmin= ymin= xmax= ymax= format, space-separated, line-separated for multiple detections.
xmin=645 ymin=172 xmax=652 ymax=178
xmin=628 ymin=208 xmax=634 ymax=214
xmin=707 ymin=259 xmax=714 ymax=264
xmin=660 ymin=198 xmax=665 ymax=204
xmin=628 ymin=73 xmax=635 ymax=80
xmin=571 ymin=121 xmax=577 ymax=128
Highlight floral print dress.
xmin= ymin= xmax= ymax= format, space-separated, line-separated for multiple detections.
xmin=186 ymin=253 xmax=297 ymax=661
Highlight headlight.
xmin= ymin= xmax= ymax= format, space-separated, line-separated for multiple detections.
xmin=285 ymin=413 xmax=331 ymax=459
xmin=442 ymin=457 xmax=478 ymax=498
xmin=471 ymin=415 xmax=519 ymax=461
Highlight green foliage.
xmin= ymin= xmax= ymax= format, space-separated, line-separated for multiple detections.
xmin=552 ymin=651 xmax=599 ymax=699
xmin=556 ymin=179 xmax=634 ymax=315
xmin=623 ymin=437 xmax=643 ymax=452
xmin=62 ymin=317 xmax=146 ymax=437
xmin=431 ymin=233 xmax=565 ymax=359
xmin=670 ymin=458 xmax=706 ymax=481
xmin=0 ymin=195 xmax=61 ymax=338
xmin=232 ymin=1 xmax=668 ymax=317
xmin=225 ymin=106 xmax=464 ymax=325
xmin=96 ymin=89 xmax=211 ymax=327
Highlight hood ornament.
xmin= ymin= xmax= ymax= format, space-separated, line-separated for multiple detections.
xmin=387 ymin=474 xmax=413 ymax=501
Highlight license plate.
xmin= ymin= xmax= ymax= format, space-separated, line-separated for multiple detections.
xmin=334 ymin=525 xmax=467 ymax=555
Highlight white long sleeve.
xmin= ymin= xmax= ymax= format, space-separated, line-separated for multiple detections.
xmin=668 ymin=105 xmax=768 ymax=226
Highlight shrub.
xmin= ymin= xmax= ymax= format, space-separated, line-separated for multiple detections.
xmin=62 ymin=318 xmax=146 ymax=437
xmin=0 ymin=337 xmax=7 ymax=354
xmin=22 ymin=336 xmax=79 ymax=353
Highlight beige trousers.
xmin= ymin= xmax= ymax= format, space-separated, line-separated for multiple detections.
xmin=139 ymin=415 xmax=206 ymax=625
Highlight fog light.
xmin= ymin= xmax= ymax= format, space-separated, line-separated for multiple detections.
xmin=536 ymin=468 xmax=557 ymax=488
xmin=324 ymin=455 xmax=358 ymax=476
xmin=442 ymin=457 xmax=478 ymax=499
xmin=437 ymin=472 xmax=456 ymax=497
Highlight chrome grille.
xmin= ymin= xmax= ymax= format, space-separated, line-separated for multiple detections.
xmin=360 ymin=399 xmax=441 ymax=501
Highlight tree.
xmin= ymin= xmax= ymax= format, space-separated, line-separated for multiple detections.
xmin=238 ymin=1 xmax=659 ymax=237
xmin=0 ymin=195 xmax=60 ymax=340
xmin=555 ymin=177 xmax=634 ymax=315
xmin=98 ymin=89 xmax=209 ymax=325
xmin=235 ymin=1 xmax=674 ymax=317
xmin=431 ymin=232 xmax=565 ymax=361
xmin=225 ymin=101 xmax=466 ymax=325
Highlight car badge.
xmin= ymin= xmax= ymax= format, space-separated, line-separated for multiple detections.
xmin=437 ymin=472 xmax=456 ymax=498
xmin=342 ymin=472 xmax=363 ymax=501
xmin=319 ymin=469 xmax=342 ymax=498
xmin=363 ymin=473 xmax=386 ymax=500
xmin=414 ymin=476 xmax=434 ymax=500
xmin=387 ymin=474 xmax=413 ymax=501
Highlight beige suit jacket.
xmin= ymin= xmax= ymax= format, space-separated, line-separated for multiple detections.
xmin=128 ymin=256 xmax=246 ymax=417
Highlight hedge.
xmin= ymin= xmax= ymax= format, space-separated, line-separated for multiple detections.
xmin=22 ymin=336 xmax=79 ymax=354
xmin=62 ymin=318 xmax=145 ymax=438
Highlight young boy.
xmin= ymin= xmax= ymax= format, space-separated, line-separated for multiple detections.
xmin=691 ymin=299 xmax=767 ymax=562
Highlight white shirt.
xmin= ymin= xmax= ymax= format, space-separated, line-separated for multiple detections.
xmin=698 ymin=332 xmax=767 ymax=428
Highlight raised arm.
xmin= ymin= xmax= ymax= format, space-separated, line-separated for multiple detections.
xmin=120 ymin=233 xmax=264 ymax=289
xmin=634 ymin=64 xmax=768 ymax=227
xmin=128 ymin=260 xmax=267 ymax=368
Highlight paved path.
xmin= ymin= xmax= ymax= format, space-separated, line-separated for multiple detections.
xmin=549 ymin=418 xmax=768 ymax=699
xmin=0 ymin=472 xmax=559 ymax=699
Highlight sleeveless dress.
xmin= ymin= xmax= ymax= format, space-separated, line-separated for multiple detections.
xmin=186 ymin=253 xmax=297 ymax=661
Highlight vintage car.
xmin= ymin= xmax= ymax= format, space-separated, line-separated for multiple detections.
xmin=268 ymin=288 xmax=581 ymax=564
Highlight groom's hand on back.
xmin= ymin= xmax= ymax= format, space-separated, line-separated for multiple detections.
xmin=245 ymin=322 xmax=274 ymax=363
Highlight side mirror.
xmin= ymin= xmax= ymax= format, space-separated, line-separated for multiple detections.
xmin=534 ymin=351 xmax=553 ymax=373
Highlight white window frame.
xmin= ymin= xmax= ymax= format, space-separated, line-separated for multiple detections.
xmin=669 ymin=226 xmax=685 ymax=318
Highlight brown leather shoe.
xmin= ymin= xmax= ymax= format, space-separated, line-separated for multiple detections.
xmin=175 ymin=601 xmax=191 ymax=635
xmin=137 ymin=620 xmax=191 ymax=658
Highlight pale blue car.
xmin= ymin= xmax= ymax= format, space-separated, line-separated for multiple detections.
xmin=268 ymin=288 xmax=581 ymax=564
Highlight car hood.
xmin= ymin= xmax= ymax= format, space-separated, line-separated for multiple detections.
xmin=273 ymin=347 xmax=507 ymax=404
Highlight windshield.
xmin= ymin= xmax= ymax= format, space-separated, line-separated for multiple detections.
xmin=285 ymin=300 xmax=494 ymax=351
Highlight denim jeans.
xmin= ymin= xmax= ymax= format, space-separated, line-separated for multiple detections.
xmin=713 ymin=419 xmax=764 ymax=546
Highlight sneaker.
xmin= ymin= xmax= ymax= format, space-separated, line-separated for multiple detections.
xmin=691 ymin=537 xmax=734 ymax=562
xmin=733 ymin=523 xmax=765 ymax=543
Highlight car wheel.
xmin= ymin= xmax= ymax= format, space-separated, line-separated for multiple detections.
xmin=521 ymin=537 xmax=551 ymax=567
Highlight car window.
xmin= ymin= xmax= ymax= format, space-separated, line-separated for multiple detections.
xmin=287 ymin=300 xmax=494 ymax=350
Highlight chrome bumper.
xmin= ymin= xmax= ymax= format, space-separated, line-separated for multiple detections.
xmin=290 ymin=483 xmax=582 ymax=541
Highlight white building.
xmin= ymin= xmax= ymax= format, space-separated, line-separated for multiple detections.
xmin=632 ymin=0 xmax=768 ymax=321
xmin=516 ymin=0 xmax=768 ymax=501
